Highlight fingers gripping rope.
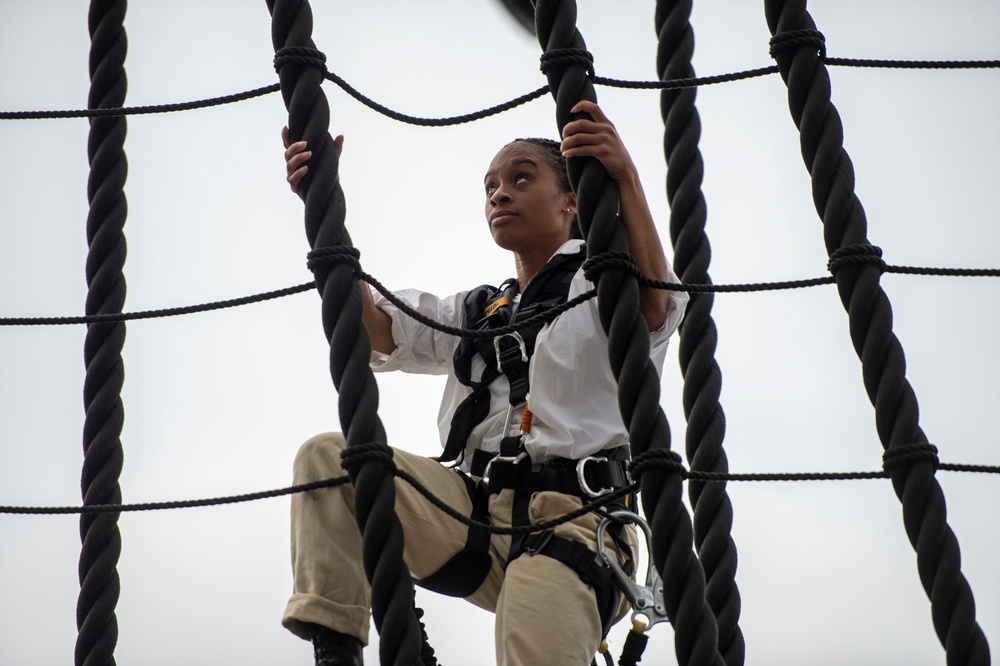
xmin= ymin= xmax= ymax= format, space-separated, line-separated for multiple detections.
xmin=266 ymin=1 xmax=426 ymax=663
xmin=764 ymin=2 xmax=990 ymax=663
xmin=533 ymin=2 xmax=722 ymax=665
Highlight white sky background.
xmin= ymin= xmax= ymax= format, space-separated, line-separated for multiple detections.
xmin=1 ymin=1 xmax=998 ymax=664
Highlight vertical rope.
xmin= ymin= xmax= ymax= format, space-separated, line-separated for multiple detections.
xmin=77 ymin=1 xmax=128 ymax=664
xmin=763 ymin=2 xmax=990 ymax=664
xmin=533 ymin=2 xmax=723 ymax=664
xmin=265 ymin=2 xmax=424 ymax=664
xmin=655 ymin=2 xmax=745 ymax=664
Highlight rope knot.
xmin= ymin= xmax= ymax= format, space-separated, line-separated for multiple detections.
xmin=827 ymin=244 xmax=886 ymax=276
xmin=273 ymin=46 xmax=328 ymax=73
xmin=583 ymin=251 xmax=642 ymax=283
xmin=769 ymin=29 xmax=827 ymax=59
xmin=628 ymin=450 xmax=686 ymax=480
xmin=340 ymin=442 xmax=396 ymax=476
xmin=540 ymin=48 xmax=596 ymax=77
xmin=883 ymin=442 xmax=940 ymax=473
xmin=307 ymin=246 xmax=362 ymax=275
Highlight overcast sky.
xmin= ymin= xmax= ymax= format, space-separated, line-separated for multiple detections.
xmin=1 ymin=1 xmax=998 ymax=665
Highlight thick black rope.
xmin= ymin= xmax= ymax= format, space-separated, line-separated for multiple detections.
xmin=77 ymin=2 xmax=128 ymax=665
xmin=3 ymin=56 xmax=995 ymax=121
xmin=765 ymin=5 xmax=990 ymax=664
xmin=2 ymin=254 xmax=995 ymax=328
xmin=3 ymin=452 xmax=996 ymax=516
xmin=656 ymin=2 xmax=744 ymax=664
xmin=264 ymin=5 xmax=425 ymax=664
xmin=533 ymin=3 xmax=722 ymax=665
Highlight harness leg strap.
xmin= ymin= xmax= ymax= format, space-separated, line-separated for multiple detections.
xmin=512 ymin=529 xmax=622 ymax=639
xmin=415 ymin=472 xmax=492 ymax=598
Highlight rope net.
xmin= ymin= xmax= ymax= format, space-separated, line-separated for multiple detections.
xmin=0 ymin=2 xmax=996 ymax=663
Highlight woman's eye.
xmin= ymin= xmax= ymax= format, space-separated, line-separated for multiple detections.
xmin=486 ymin=184 xmax=496 ymax=195
xmin=515 ymin=174 xmax=529 ymax=184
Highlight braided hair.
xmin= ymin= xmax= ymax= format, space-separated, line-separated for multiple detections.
xmin=508 ymin=137 xmax=584 ymax=240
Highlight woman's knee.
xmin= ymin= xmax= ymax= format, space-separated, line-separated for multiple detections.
xmin=293 ymin=432 xmax=348 ymax=481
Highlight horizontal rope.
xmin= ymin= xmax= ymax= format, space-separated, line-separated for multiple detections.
xmin=2 ymin=458 xmax=994 ymax=520
xmin=0 ymin=83 xmax=280 ymax=120
xmin=0 ymin=476 xmax=349 ymax=515
xmin=0 ymin=282 xmax=314 ymax=326
xmin=3 ymin=258 xmax=997 ymax=327
xmin=2 ymin=55 xmax=996 ymax=121
xmin=361 ymin=258 xmax=999 ymax=339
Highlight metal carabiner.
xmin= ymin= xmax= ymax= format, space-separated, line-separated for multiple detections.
xmin=493 ymin=330 xmax=528 ymax=367
xmin=596 ymin=510 xmax=669 ymax=631
xmin=576 ymin=456 xmax=614 ymax=498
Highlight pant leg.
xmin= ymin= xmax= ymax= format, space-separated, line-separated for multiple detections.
xmin=282 ymin=432 xmax=479 ymax=645
xmin=493 ymin=489 xmax=638 ymax=666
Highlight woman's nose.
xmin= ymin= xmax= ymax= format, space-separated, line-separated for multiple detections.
xmin=490 ymin=186 xmax=512 ymax=206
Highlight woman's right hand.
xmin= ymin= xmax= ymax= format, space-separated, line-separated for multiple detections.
xmin=281 ymin=126 xmax=344 ymax=195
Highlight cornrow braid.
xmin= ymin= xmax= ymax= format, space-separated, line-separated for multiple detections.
xmin=509 ymin=137 xmax=583 ymax=240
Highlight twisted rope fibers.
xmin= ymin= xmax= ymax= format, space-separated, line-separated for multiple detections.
xmin=3 ymin=55 xmax=996 ymax=121
xmin=766 ymin=2 xmax=990 ymax=663
xmin=533 ymin=2 xmax=723 ymax=664
xmin=656 ymin=1 xmax=744 ymax=663
xmin=2 ymin=456 xmax=995 ymax=516
xmin=266 ymin=1 xmax=425 ymax=663
xmin=77 ymin=1 xmax=129 ymax=664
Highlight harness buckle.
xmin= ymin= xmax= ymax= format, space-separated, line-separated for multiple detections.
xmin=521 ymin=528 xmax=554 ymax=555
xmin=577 ymin=456 xmax=613 ymax=498
xmin=481 ymin=451 xmax=527 ymax=484
xmin=596 ymin=511 xmax=669 ymax=631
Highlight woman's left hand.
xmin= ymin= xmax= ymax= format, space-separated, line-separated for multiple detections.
xmin=560 ymin=100 xmax=638 ymax=185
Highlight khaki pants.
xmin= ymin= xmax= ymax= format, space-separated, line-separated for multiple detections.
xmin=282 ymin=433 xmax=637 ymax=666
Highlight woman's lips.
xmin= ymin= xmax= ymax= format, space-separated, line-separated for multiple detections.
xmin=491 ymin=211 xmax=517 ymax=226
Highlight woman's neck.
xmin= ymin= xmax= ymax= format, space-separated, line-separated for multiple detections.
xmin=513 ymin=238 xmax=568 ymax=289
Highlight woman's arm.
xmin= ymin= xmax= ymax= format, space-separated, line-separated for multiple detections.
xmin=559 ymin=101 xmax=671 ymax=331
xmin=281 ymin=128 xmax=397 ymax=355
xmin=360 ymin=281 xmax=398 ymax=355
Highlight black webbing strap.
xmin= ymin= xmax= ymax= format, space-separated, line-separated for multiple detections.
xmin=514 ymin=528 xmax=623 ymax=639
xmin=487 ymin=458 xmax=630 ymax=497
xmin=415 ymin=472 xmax=492 ymax=598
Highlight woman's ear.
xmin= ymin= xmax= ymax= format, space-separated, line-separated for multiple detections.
xmin=565 ymin=191 xmax=577 ymax=216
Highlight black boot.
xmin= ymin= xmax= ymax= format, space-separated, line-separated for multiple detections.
xmin=304 ymin=623 xmax=364 ymax=666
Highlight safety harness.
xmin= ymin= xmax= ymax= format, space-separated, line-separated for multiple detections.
xmin=417 ymin=246 xmax=636 ymax=642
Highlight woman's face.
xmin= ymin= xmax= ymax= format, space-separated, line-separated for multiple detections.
xmin=483 ymin=142 xmax=575 ymax=254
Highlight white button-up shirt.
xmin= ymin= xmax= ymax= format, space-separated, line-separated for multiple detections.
xmin=371 ymin=239 xmax=688 ymax=469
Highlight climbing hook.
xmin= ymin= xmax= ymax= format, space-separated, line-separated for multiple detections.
xmin=596 ymin=510 xmax=670 ymax=631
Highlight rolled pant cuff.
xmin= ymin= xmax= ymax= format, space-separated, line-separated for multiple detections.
xmin=283 ymin=592 xmax=371 ymax=645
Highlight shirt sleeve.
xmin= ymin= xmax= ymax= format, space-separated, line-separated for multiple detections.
xmin=368 ymin=285 xmax=467 ymax=376
xmin=648 ymin=261 xmax=689 ymax=352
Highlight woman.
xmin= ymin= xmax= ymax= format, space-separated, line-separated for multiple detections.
xmin=280 ymin=100 xmax=688 ymax=666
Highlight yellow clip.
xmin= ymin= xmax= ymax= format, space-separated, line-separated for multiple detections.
xmin=484 ymin=296 xmax=509 ymax=317
xmin=598 ymin=640 xmax=609 ymax=654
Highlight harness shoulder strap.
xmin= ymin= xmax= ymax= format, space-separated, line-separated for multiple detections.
xmin=440 ymin=246 xmax=585 ymax=464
